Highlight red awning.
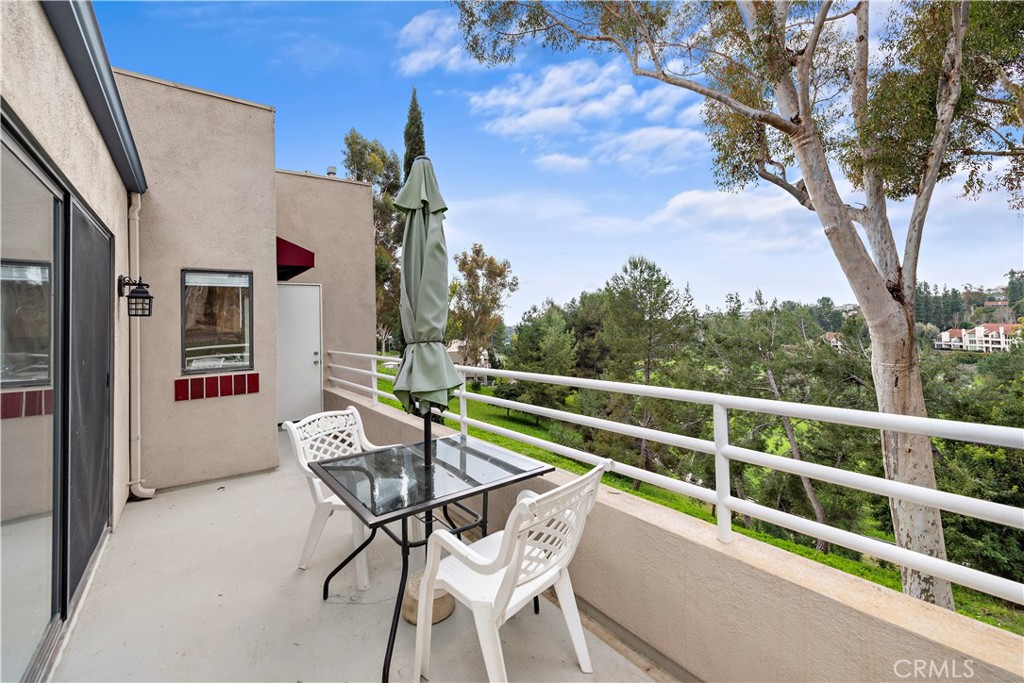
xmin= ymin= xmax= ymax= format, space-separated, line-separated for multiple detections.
xmin=276 ymin=236 xmax=315 ymax=281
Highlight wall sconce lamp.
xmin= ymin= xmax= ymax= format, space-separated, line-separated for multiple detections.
xmin=118 ymin=275 xmax=154 ymax=317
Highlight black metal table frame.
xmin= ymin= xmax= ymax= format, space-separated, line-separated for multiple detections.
xmin=310 ymin=444 xmax=553 ymax=683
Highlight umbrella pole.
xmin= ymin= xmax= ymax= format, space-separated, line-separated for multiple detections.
xmin=422 ymin=404 xmax=432 ymax=467
xmin=422 ymin=402 xmax=433 ymax=545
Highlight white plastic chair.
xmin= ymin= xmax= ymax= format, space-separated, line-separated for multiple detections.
xmin=282 ymin=408 xmax=382 ymax=590
xmin=414 ymin=459 xmax=612 ymax=683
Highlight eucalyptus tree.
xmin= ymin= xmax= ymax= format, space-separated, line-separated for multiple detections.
xmin=456 ymin=0 xmax=1024 ymax=608
xmin=343 ymin=129 xmax=403 ymax=353
xmin=450 ymin=243 xmax=520 ymax=370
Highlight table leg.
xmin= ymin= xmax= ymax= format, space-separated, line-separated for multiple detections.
xmin=441 ymin=505 xmax=460 ymax=539
xmin=481 ymin=492 xmax=489 ymax=536
xmin=322 ymin=527 xmax=377 ymax=601
xmin=382 ymin=517 xmax=410 ymax=683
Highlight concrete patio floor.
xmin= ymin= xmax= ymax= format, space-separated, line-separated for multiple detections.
xmin=50 ymin=431 xmax=658 ymax=682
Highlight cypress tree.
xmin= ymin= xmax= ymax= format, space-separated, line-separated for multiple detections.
xmin=403 ymin=87 xmax=425 ymax=182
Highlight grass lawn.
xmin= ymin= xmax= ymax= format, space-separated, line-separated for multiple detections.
xmin=373 ymin=364 xmax=1023 ymax=635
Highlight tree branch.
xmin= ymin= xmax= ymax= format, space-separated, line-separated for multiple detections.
xmin=850 ymin=1 xmax=900 ymax=287
xmin=757 ymin=165 xmax=815 ymax=210
xmin=786 ymin=4 xmax=858 ymax=31
xmin=636 ymin=66 xmax=800 ymax=133
xmin=903 ymin=1 xmax=969 ymax=302
xmin=967 ymin=115 xmax=1018 ymax=148
xmin=797 ymin=1 xmax=833 ymax=118
xmin=981 ymin=55 xmax=1024 ymax=126
xmin=624 ymin=1 xmax=665 ymax=73
xmin=959 ymin=148 xmax=1024 ymax=157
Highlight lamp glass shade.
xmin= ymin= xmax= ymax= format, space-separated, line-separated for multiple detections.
xmin=126 ymin=285 xmax=153 ymax=317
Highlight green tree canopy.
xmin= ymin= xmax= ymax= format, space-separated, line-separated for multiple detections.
xmin=403 ymin=87 xmax=426 ymax=183
xmin=343 ymin=128 xmax=402 ymax=352
xmin=450 ymin=243 xmax=519 ymax=369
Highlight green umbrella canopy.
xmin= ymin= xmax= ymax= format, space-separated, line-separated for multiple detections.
xmin=392 ymin=157 xmax=463 ymax=415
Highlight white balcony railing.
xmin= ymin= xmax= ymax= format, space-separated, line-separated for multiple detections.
xmin=326 ymin=350 xmax=1024 ymax=606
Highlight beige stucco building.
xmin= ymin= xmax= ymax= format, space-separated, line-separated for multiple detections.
xmin=1 ymin=3 xmax=374 ymax=679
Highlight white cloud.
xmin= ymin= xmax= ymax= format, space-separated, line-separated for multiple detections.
xmin=395 ymin=10 xmax=482 ymax=76
xmin=533 ymin=153 xmax=592 ymax=174
xmin=469 ymin=58 xmax=696 ymax=140
xmin=467 ymin=57 xmax=706 ymax=172
xmin=470 ymin=60 xmax=627 ymax=114
xmin=647 ymin=187 xmax=825 ymax=253
xmin=276 ymin=33 xmax=344 ymax=73
xmin=593 ymin=126 xmax=708 ymax=173
xmin=483 ymin=106 xmax=581 ymax=137
xmin=636 ymin=85 xmax=691 ymax=121
xmin=447 ymin=192 xmax=646 ymax=237
xmin=676 ymin=101 xmax=705 ymax=126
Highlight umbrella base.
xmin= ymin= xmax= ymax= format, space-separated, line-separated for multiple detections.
xmin=402 ymin=568 xmax=455 ymax=624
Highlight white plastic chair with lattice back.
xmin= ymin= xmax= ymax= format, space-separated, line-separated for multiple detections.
xmin=282 ymin=408 xmax=383 ymax=590
xmin=414 ymin=458 xmax=612 ymax=683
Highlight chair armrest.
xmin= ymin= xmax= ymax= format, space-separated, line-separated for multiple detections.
xmin=428 ymin=529 xmax=502 ymax=574
xmin=516 ymin=490 xmax=539 ymax=504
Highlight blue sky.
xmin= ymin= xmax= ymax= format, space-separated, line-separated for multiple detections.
xmin=94 ymin=2 xmax=1023 ymax=323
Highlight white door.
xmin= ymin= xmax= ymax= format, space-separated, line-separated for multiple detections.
xmin=277 ymin=283 xmax=323 ymax=423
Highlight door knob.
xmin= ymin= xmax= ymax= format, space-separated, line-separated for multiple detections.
xmin=313 ymin=360 xmax=320 ymax=365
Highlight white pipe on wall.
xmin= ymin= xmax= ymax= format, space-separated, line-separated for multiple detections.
xmin=128 ymin=191 xmax=154 ymax=499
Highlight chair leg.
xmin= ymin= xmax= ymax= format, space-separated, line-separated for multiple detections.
xmin=553 ymin=572 xmax=592 ymax=673
xmin=414 ymin=575 xmax=436 ymax=680
xmin=471 ymin=605 xmax=508 ymax=683
xmin=298 ymin=503 xmax=333 ymax=570
xmin=350 ymin=515 xmax=370 ymax=591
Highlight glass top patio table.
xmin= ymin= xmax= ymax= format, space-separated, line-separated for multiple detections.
xmin=310 ymin=434 xmax=554 ymax=528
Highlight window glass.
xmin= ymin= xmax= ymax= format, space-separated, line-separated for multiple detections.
xmin=1 ymin=137 xmax=57 ymax=681
xmin=1 ymin=262 xmax=51 ymax=386
xmin=182 ymin=271 xmax=252 ymax=372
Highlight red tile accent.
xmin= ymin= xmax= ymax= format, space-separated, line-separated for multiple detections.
xmin=220 ymin=375 xmax=233 ymax=396
xmin=24 ymin=390 xmax=43 ymax=416
xmin=246 ymin=373 xmax=259 ymax=394
xmin=190 ymin=377 xmax=205 ymax=400
xmin=174 ymin=378 xmax=189 ymax=402
xmin=43 ymin=389 xmax=54 ymax=415
xmin=1 ymin=392 xmax=23 ymax=419
xmin=205 ymin=376 xmax=220 ymax=398
xmin=233 ymin=374 xmax=246 ymax=395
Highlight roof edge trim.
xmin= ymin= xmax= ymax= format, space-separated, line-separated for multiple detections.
xmin=42 ymin=1 xmax=147 ymax=193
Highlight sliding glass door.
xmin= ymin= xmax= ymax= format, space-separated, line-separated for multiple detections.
xmin=1 ymin=134 xmax=62 ymax=683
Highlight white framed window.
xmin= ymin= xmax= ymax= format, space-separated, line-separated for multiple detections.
xmin=181 ymin=270 xmax=253 ymax=373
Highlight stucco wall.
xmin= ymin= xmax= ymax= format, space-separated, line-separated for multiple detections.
xmin=274 ymin=171 xmax=375 ymax=377
xmin=113 ymin=70 xmax=278 ymax=489
xmin=340 ymin=396 xmax=1023 ymax=683
xmin=1 ymin=1 xmax=131 ymax=526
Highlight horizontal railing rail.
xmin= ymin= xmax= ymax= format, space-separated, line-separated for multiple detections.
xmin=326 ymin=349 xmax=1024 ymax=605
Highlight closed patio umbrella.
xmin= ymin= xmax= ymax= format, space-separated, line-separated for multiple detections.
xmin=392 ymin=156 xmax=462 ymax=468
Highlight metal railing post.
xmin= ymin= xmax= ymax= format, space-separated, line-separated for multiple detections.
xmin=459 ymin=372 xmax=468 ymax=437
xmin=370 ymin=356 xmax=378 ymax=404
xmin=714 ymin=403 xmax=733 ymax=543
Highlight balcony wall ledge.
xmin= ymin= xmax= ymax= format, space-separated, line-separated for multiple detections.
xmin=326 ymin=388 xmax=1023 ymax=683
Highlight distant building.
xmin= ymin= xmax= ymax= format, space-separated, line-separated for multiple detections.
xmin=823 ymin=332 xmax=844 ymax=350
xmin=934 ymin=324 xmax=1022 ymax=352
